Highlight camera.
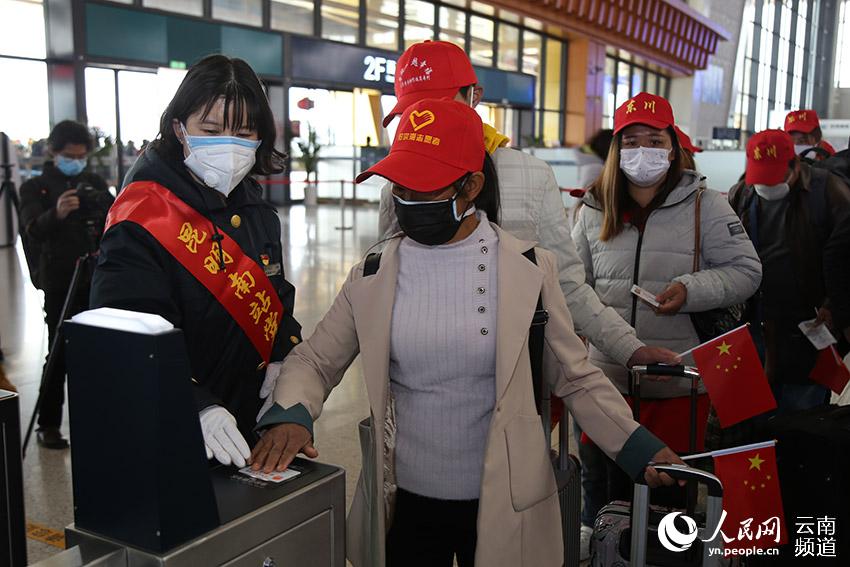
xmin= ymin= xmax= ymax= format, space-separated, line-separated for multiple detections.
xmin=75 ymin=183 xmax=112 ymax=221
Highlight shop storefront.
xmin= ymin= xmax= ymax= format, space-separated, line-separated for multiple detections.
xmin=286 ymin=35 xmax=536 ymax=202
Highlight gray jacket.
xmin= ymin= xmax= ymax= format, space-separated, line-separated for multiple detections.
xmin=378 ymin=146 xmax=646 ymax=367
xmin=572 ymin=171 xmax=763 ymax=397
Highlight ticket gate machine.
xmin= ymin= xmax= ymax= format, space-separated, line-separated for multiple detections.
xmin=33 ymin=318 xmax=345 ymax=566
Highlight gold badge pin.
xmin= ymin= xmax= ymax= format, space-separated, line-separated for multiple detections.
xmin=230 ymin=214 xmax=241 ymax=228
xmin=290 ymin=335 xmax=300 ymax=345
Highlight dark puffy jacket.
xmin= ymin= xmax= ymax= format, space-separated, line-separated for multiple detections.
xmin=90 ymin=148 xmax=302 ymax=442
xmin=729 ymin=163 xmax=850 ymax=383
xmin=18 ymin=162 xmax=112 ymax=291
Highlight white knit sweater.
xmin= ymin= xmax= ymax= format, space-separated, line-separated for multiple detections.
xmin=389 ymin=213 xmax=498 ymax=500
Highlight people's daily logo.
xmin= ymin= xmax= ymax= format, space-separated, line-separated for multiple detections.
xmin=658 ymin=512 xmax=699 ymax=552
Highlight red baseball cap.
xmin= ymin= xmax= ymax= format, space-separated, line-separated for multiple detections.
xmin=784 ymin=109 xmax=821 ymax=134
xmin=357 ymin=99 xmax=485 ymax=192
xmin=613 ymin=92 xmax=675 ymax=135
xmin=383 ymin=41 xmax=478 ymax=128
xmin=745 ymin=129 xmax=796 ymax=186
xmin=674 ymin=125 xmax=703 ymax=153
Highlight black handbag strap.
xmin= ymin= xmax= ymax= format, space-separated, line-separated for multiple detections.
xmin=363 ymin=252 xmax=382 ymax=276
xmin=523 ymin=248 xmax=550 ymax=415
xmin=692 ymin=187 xmax=704 ymax=273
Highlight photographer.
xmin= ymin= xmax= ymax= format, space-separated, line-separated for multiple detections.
xmin=19 ymin=120 xmax=113 ymax=449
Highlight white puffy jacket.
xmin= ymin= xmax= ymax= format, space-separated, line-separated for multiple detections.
xmin=572 ymin=171 xmax=763 ymax=398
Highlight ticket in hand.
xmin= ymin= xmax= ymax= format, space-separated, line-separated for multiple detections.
xmin=798 ymin=318 xmax=837 ymax=350
xmin=238 ymin=466 xmax=301 ymax=484
xmin=631 ymin=284 xmax=661 ymax=308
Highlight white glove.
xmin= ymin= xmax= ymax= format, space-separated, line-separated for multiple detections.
xmin=199 ymin=405 xmax=251 ymax=467
xmin=257 ymin=362 xmax=284 ymax=422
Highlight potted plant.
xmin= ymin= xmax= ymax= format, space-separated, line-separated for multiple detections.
xmin=295 ymin=125 xmax=321 ymax=206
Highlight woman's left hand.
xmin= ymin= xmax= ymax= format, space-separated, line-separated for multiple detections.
xmin=655 ymin=282 xmax=688 ymax=315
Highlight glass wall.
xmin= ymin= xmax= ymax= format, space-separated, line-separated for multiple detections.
xmin=322 ymin=0 xmax=359 ymax=44
xmin=497 ymin=23 xmax=519 ymax=71
xmin=0 ymin=0 xmax=50 ymax=172
xmin=0 ymin=58 xmax=49 ymax=143
xmin=142 ymin=0 xmax=203 ymax=17
xmin=0 ymin=0 xmax=46 ymax=58
xmin=469 ymin=15 xmax=494 ymax=66
xmin=542 ymin=37 xmax=564 ymax=145
xmin=731 ymin=0 xmax=824 ymax=133
xmin=212 ymin=0 xmax=263 ymax=26
xmin=836 ymin=0 xmax=850 ymax=87
xmin=601 ymin=47 xmax=670 ymax=129
xmin=439 ymin=5 xmax=466 ymax=47
xmin=366 ymin=0 xmax=399 ymax=50
xmin=271 ymin=0 xmax=314 ymax=35
xmin=404 ymin=0 xmax=436 ymax=48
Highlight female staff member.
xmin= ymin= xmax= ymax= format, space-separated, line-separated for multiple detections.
xmin=572 ymin=92 xmax=761 ymax=501
xmin=250 ymin=99 xmax=682 ymax=567
xmin=90 ymin=55 xmax=302 ymax=468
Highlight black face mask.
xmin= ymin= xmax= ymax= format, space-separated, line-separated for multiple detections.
xmin=394 ymin=193 xmax=473 ymax=246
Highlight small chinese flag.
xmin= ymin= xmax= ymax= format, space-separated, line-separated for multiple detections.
xmin=809 ymin=346 xmax=850 ymax=395
xmin=714 ymin=444 xmax=787 ymax=550
xmin=691 ymin=325 xmax=776 ymax=427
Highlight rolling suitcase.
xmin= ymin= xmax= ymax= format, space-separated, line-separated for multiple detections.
xmin=591 ymin=365 xmax=708 ymax=566
xmin=540 ymin=378 xmax=581 ymax=567
xmin=630 ymin=464 xmax=725 ymax=567
xmin=529 ymin=271 xmax=581 ymax=567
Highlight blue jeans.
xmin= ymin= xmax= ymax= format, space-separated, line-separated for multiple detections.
xmin=574 ymin=421 xmax=608 ymax=527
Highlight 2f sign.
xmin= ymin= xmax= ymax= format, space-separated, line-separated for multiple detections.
xmin=363 ymin=56 xmax=396 ymax=84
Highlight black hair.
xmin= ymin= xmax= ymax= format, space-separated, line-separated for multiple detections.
xmin=150 ymin=54 xmax=285 ymax=175
xmin=588 ymin=129 xmax=614 ymax=161
xmin=48 ymin=120 xmax=93 ymax=153
xmin=456 ymin=152 xmax=500 ymax=224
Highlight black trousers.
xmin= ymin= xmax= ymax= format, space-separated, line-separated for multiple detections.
xmin=386 ymin=488 xmax=479 ymax=567
xmin=38 ymin=284 xmax=89 ymax=429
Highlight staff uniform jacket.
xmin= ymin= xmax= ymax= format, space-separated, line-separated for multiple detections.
xmin=572 ymin=171 xmax=762 ymax=398
xmin=259 ymin=224 xmax=666 ymax=567
xmin=90 ymin=148 xmax=302 ymax=442
xmin=378 ymin=146 xmax=646 ymax=367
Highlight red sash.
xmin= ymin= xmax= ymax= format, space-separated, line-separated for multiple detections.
xmin=106 ymin=181 xmax=283 ymax=363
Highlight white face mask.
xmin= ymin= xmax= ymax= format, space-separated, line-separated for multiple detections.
xmin=180 ymin=123 xmax=260 ymax=197
xmin=794 ymin=144 xmax=813 ymax=157
xmin=754 ymin=182 xmax=790 ymax=201
xmin=619 ymin=147 xmax=672 ymax=187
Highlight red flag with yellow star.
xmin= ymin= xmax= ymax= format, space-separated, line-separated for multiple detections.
xmin=691 ymin=325 xmax=776 ymax=427
xmin=809 ymin=345 xmax=850 ymax=395
xmin=714 ymin=444 xmax=787 ymax=550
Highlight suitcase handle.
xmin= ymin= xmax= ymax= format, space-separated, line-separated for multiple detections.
xmin=631 ymin=465 xmax=724 ymax=567
xmin=635 ymin=464 xmax=722 ymax=497
xmin=630 ymin=364 xmax=700 ymax=378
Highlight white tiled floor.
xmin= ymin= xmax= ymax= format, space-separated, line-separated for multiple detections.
xmin=2 ymin=204 xmax=377 ymax=564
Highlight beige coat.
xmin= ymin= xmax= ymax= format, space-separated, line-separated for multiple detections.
xmin=271 ymin=224 xmax=662 ymax=567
